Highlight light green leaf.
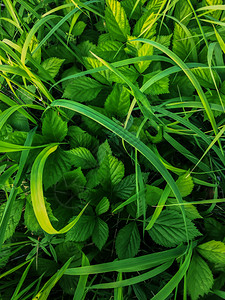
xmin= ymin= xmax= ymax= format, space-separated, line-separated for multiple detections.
xmin=191 ymin=67 xmax=220 ymax=89
xmin=72 ymin=21 xmax=86 ymax=36
xmin=143 ymin=71 xmax=169 ymax=95
xmin=174 ymin=0 xmax=192 ymax=26
xmin=67 ymin=147 xmax=97 ymax=169
xmin=205 ymin=0 xmax=223 ymax=19
xmin=133 ymin=11 xmax=157 ymax=39
xmin=42 ymin=110 xmax=68 ymax=142
xmin=197 ymin=240 xmax=225 ymax=265
xmin=84 ymin=57 xmax=111 ymax=85
xmin=66 ymin=215 xmax=96 ymax=242
xmin=105 ymin=0 xmax=130 ymax=42
xmin=97 ymin=140 xmax=112 ymax=164
xmin=109 ymin=65 xmax=139 ymax=83
xmin=116 ymin=222 xmax=140 ymax=259
xmin=95 ymin=40 xmax=125 ymax=62
xmin=95 ymin=197 xmax=110 ymax=215
xmin=105 ymin=84 xmax=130 ymax=117
xmin=98 ymin=154 xmax=125 ymax=188
xmin=113 ymin=174 xmax=136 ymax=199
xmin=167 ymin=198 xmax=202 ymax=221
xmin=148 ymin=210 xmax=201 ymax=247
xmin=136 ymin=43 xmax=154 ymax=73
xmin=169 ymin=173 xmax=194 ymax=197
xmin=187 ymin=254 xmax=214 ymax=300
xmin=145 ymin=185 xmax=163 ymax=206
xmin=39 ymin=57 xmax=64 ymax=79
xmin=63 ymin=76 xmax=103 ymax=102
xmin=68 ymin=126 xmax=94 ymax=150
xmin=92 ymin=217 xmax=109 ymax=250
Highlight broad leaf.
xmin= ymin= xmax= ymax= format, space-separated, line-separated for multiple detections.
xmin=174 ymin=0 xmax=192 ymax=26
xmin=68 ymin=126 xmax=93 ymax=149
xmin=67 ymin=147 xmax=97 ymax=169
xmin=105 ymin=0 xmax=130 ymax=42
xmin=136 ymin=43 xmax=154 ymax=73
xmin=191 ymin=67 xmax=220 ymax=89
xmin=115 ymin=222 xmax=140 ymax=259
xmin=66 ymin=215 xmax=96 ymax=242
xmin=133 ymin=11 xmax=157 ymax=39
xmin=95 ymin=197 xmax=110 ymax=215
xmin=197 ymin=240 xmax=225 ymax=265
xmin=42 ymin=110 xmax=68 ymax=142
xmin=97 ymin=140 xmax=112 ymax=164
xmin=55 ymin=241 xmax=82 ymax=264
xmin=39 ymin=57 xmax=64 ymax=79
xmin=58 ymin=168 xmax=87 ymax=195
xmin=143 ymin=71 xmax=169 ymax=95
xmin=104 ymin=84 xmax=130 ymax=117
xmin=95 ymin=40 xmax=126 ymax=62
xmin=187 ymin=254 xmax=214 ymax=300
xmin=97 ymin=154 xmax=125 ymax=188
xmin=148 ymin=210 xmax=201 ymax=247
xmin=167 ymin=198 xmax=202 ymax=220
xmin=92 ymin=217 xmax=109 ymax=250
xmin=63 ymin=76 xmax=103 ymax=102
xmin=169 ymin=173 xmax=194 ymax=198
xmin=113 ymin=174 xmax=136 ymax=199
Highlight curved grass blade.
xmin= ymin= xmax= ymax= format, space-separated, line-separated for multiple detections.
xmin=65 ymin=245 xmax=186 ymax=276
xmin=30 ymin=145 xmax=88 ymax=234
xmin=73 ymin=253 xmax=90 ymax=300
xmin=0 ymin=164 xmax=18 ymax=189
xmin=90 ymin=260 xmax=173 ymax=289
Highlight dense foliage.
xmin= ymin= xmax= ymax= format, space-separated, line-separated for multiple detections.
xmin=0 ymin=0 xmax=225 ymax=299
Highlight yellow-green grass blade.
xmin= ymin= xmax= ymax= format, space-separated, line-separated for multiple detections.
xmin=0 ymin=165 xmax=18 ymax=189
xmin=2 ymin=0 xmax=22 ymax=31
xmin=133 ymin=38 xmax=219 ymax=144
xmin=65 ymin=245 xmax=186 ymax=275
xmin=30 ymin=145 xmax=88 ymax=234
xmin=214 ymin=26 xmax=225 ymax=54
xmin=90 ymin=260 xmax=173 ymax=289
xmin=151 ymin=246 xmax=192 ymax=300
xmin=158 ymin=198 xmax=225 ymax=207
xmin=0 ymin=141 xmax=58 ymax=153
xmin=73 ymin=253 xmax=90 ymax=300
xmin=33 ymin=257 xmax=73 ymax=300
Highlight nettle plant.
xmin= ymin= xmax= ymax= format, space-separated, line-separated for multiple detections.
xmin=0 ymin=0 xmax=225 ymax=299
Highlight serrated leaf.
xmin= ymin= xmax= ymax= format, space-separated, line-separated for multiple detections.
xmin=86 ymin=169 xmax=100 ymax=189
xmin=55 ymin=241 xmax=82 ymax=264
xmin=205 ymin=0 xmax=222 ymax=19
xmin=43 ymin=148 xmax=71 ymax=190
xmin=172 ymin=23 xmax=195 ymax=62
xmin=83 ymin=57 xmax=111 ymax=85
xmin=97 ymin=140 xmax=112 ymax=164
xmin=191 ymin=67 xmax=220 ymax=89
xmin=42 ymin=110 xmax=68 ymax=142
xmin=66 ymin=215 xmax=96 ymax=242
xmin=63 ymin=76 xmax=103 ymax=102
xmin=95 ymin=197 xmax=110 ymax=215
xmin=136 ymin=43 xmax=154 ymax=73
xmin=72 ymin=21 xmax=86 ymax=36
xmin=148 ymin=210 xmax=202 ymax=247
xmin=68 ymin=147 xmax=97 ymax=169
xmin=154 ymin=34 xmax=172 ymax=55
xmin=58 ymin=168 xmax=87 ymax=195
xmin=204 ymin=218 xmax=225 ymax=241
xmin=109 ymin=65 xmax=139 ymax=83
xmin=174 ymin=0 xmax=192 ymax=26
xmin=187 ymin=254 xmax=214 ymax=300
xmin=115 ymin=222 xmax=140 ymax=259
xmin=95 ymin=40 xmax=126 ymax=62
xmin=92 ymin=217 xmax=109 ymax=250
xmin=105 ymin=84 xmax=130 ymax=117
xmin=105 ymin=0 xmax=130 ymax=42
xmin=169 ymin=173 xmax=194 ymax=198
xmin=0 ymin=200 xmax=23 ymax=242
xmin=39 ymin=57 xmax=64 ymax=79
xmin=197 ymin=240 xmax=225 ymax=265
xmin=167 ymin=198 xmax=202 ymax=220
xmin=143 ymin=71 xmax=169 ymax=95
xmin=121 ymin=0 xmax=142 ymax=20
xmin=68 ymin=126 xmax=93 ymax=149
xmin=146 ymin=0 xmax=166 ymax=13
xmin=133 ymin=11 xmax=157 ymax=39
xmin=97 ymin=154 xmax=125 ymax=188
xmin=113 ymin=174 xmax=136 ymax=199
xmin=145 ymin=185 xmax=163 ymax=206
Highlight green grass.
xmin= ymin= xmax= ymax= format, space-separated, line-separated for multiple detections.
xmin=0 ymin=0 xmax=225 ymax=299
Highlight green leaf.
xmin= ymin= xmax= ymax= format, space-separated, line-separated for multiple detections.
xmin=63 ymin=76 xmax=103 ymax=102
xmin=43 ymin=148 xmax=71 ymax=190
xmin=169 ymin=173 xmax=194 ymax=197
xmin=191 ymin=67 xmax=220 ymax=89
xmin=205 ymin=0 xmax=223 ymax=19
xmin=105 ymin=0 xmax=130 ymax=42
xmin=187 ymin=254 xmax=214 ymax=300
xmin=115 ymin=222 xmax=140 ymax=259
xmin=197 ymin=240 xmax=225 ymax=265
xmin=39 ymin=57 xmax=64 ymax=79
xmin=68 ymin=126 xmax=93 ymax=149
xmin=148 ymin=210 xmax=201 ymax=247
xmin=145 ymin=185 xmax=163 ymax=206
xmin=67 ymin=147 xmax=97 ymax=169
xmin=104 ymin=84 xmax=130 ymax=117
xmin=95 ymin=197 xmax=110 ymax=215
xmin=0 ymin=200 xmax=23 ymax=242
xmin=136 ymin=43 xmax=154 ymax=73
xmin=97 ymin=154 xmax=125 ymax=188
xmin=95 ymin=40 xmax=126 ymax=62
xmin=97 ymin=140 xmax=112 ymax=164
xmin=92 ymin=217 xmax=109 ymax=250
xmin=113 ymin=174 xmax=136 ymax=200
xmin=167 ymin=198 xmax=202 ymax=221
xmin=133 ymin=11 xmax=157 ymax=39
xmin=24 ymin=201 xmax=42 ymax=234
xmin=42 ymin=110 xmax=68 ymax=142
xmin=55 ymin=241 xmax=82 ymax=264
xmin=109 ymin=65 xmax=139 ymax=83
xmin=72 ymin=21 xmax=86 ymax=36
xmin=143 ymin=71 xmax=169 ymax=95
xmin=174 ymin=0 xmax=192 ymax=26
xmin=84 ymin=57 xmax=111 ymax=85
xmin=58 ymin=168 xmax=87 ymax=195
xmin=66 ymin=215 xmax=96 ymax=242
xmin=121 ymin=0 xmax=142 ymax=20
